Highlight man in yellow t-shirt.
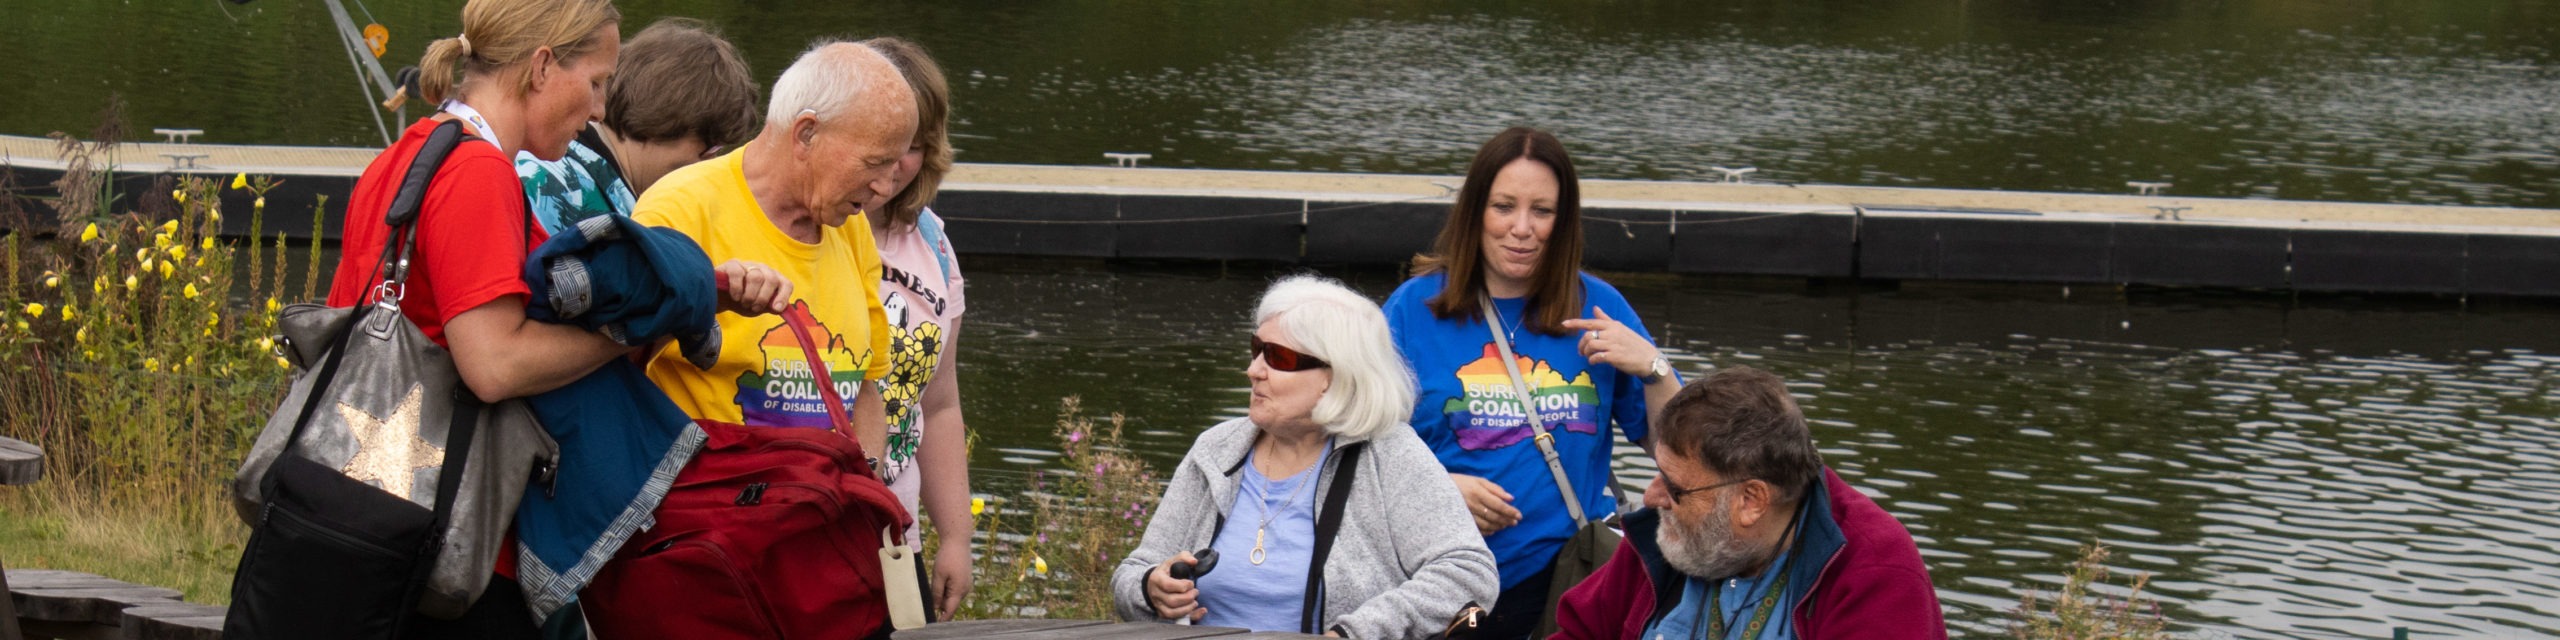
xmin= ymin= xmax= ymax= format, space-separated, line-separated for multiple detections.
xmin=635 ymin=41 xmax=918 ymax=461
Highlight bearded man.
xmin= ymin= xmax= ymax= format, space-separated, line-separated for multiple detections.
xmin=1550 ymin=367 xmax=1946 ymax=640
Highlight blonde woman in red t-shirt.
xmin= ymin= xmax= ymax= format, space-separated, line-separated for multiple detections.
xmin=329 ymin=1 xmax=787 ymax=635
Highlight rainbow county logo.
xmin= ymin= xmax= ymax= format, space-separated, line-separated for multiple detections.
xmin=1442 ymin=344 xmax=1600 ymax=451
xmin=733 ymin=316 xmax=864 ymax=429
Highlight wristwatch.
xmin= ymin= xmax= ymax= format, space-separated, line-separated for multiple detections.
xmin=1641 ymin=356 xmax=1674 ymax=384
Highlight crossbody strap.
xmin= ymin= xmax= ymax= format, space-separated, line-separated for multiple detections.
xmin=1477 ymin=295 xmax=1594 ymax=528
xmin=1299 ymin=441 xmax=1367 ymax=635
xmin=269 ymin=120 xmax=471 ymax=475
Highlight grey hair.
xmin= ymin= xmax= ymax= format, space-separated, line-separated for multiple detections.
xmin=1255 ymin=275 xmax=1417 ymax=441
xmin=765 ymin=39 xmax=894 ymax=127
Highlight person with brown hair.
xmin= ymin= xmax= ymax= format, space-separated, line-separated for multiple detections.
xmin=856 ymin=35 xmax=976 ymax=621
xmin=1382 ymin=127 xmax=1684 ymax=639
xmin=516 ymin=16 xmax=762 ymax=234
xmin=1552 ymin=367 xmax=1945 ymax=639
xmin=322 ymin=0 xmax=787 ymax=636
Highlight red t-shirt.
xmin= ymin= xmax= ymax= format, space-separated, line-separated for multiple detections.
xmin=326 ymin=117 xmax=547 ymax=578
xmin=327 ymin=118 xmax=547 ymax=346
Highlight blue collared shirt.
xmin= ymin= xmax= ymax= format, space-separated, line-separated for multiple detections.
xmin=1641 ymin=552 xmax=1796 ymax=640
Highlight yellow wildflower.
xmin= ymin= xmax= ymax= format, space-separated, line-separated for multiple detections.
xmin=160 ymin=219 xmax=178 ymax=233
xmin=42 ymin=272 xmax=58 ymax=288
xmin=209 ymin=208 xmax=221 ymax=224
xmin=92 ymin=276 xmax=106 ymax=293
xmin=267 ymin=297 xmax=281 ymax=312
xmin=80 ymin=223 xmax=99 ymax=243
xmin=60 ymin=304 xmax=73 ymax=321
xmin=140 ymin=257 xmax=155 ymax=272
xmin=184 ymin=283 xmax=201 ymax=299
xmin=206 ymin=311 xmax=219 ymax=327
xmin=143 ymin=357 xmax=160 ymax=372
xmin=202 ymin=237 xmax=216 ymax=251
xmin=136 ymin=247 xmax=151 ymax=262
xmin=1032 ymin=553 xmax=1048 ymax=575
xmin=172 ymin=190 xmax=186 ymax=205
xmin=83 ymin=350 xmax=96 ymax=361
xmin=231 ymin=173 xmax=249 ymax=190
xmin=275 ymin=356 xmax=291 ymax=369
xmin=160 ymin=261 xmax=174 ymax=278
xmin=125 ymin=275 xmax=139 ymax=291
xmin=10 ymin=320 xmax=24 ymax=332
xmin=170 ymin=246 xmax=187 ymax=261
xmin=254 ymin=196 xmax=266 ymax=209
xmin=75 ymin=327 xmax=87 ymax=344
xmin=257 ymin=336 xmax=275 ymax=352
xmin=21 ymin=303 xmax=41 ymax=317
xmin=154 ymin=233 xmax=171 ymax=249
xmin=971 ymin=497 xmax=987 ymax=516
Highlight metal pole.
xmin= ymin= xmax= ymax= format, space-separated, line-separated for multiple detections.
xmin=323 ymin=0 xmax=399 ymax=145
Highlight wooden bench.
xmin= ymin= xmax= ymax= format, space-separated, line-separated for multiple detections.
xmin=4 ymin=569 xmax=218 ymax=640
xmin=893 ymin=619 xmax=1317 ymax=640
xmin=2 ymin=436 xmax=40 ymax=640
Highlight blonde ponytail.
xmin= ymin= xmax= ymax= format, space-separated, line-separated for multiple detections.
xmin=384 ymin=0 xmax=619 ymax=112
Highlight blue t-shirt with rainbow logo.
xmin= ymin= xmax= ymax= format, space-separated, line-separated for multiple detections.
xmin=1383 ymin=271 xmax=1655 ymax=591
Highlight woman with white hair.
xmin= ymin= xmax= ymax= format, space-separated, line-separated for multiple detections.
xmin=1114 ymin=275 xmax=1498 ymax=639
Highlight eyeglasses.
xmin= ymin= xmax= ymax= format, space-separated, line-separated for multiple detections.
xmin=1661 ymin=473 xmax=1751 ymax=507
xmin=1250 ymin=335 xmax=1329 ymax=372
xmin=696 ymin=143 xmax=728 ymax=160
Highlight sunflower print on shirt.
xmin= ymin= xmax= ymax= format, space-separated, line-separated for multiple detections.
xmin=878 ymin=291 xmax=944 ymax=484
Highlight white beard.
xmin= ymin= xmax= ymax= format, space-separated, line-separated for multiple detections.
xmin=1657 ymin=491 xmax=1766 ymax=579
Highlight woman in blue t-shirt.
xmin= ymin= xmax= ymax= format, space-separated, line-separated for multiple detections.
xmin=1383 ymin=126 xmax=1685 ymax=640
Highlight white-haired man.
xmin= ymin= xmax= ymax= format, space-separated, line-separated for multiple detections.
xmin=636 ymin=40 xmax=917 ymax=459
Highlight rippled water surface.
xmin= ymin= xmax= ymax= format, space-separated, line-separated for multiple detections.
xmin=4 ymin=1 xmax=2556 ymax=207
xmin=952 ymin=259 xmax=2560 ymax=638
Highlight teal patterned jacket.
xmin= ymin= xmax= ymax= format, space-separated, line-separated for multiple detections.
xmin=516 ymin=137 xmax=637 ymax=235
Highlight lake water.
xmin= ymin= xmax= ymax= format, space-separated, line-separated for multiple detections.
xmin=954 ymin=258 xmax=2560 ymax=638
xmin=2 ymin=0 xmax=2555 ymax=207
xmin=11 ymin=1 xmax=2560 ymax=635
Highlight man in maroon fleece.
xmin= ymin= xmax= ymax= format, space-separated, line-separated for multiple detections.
xmin=1550 ymin=367 xmax=1945 ymax=640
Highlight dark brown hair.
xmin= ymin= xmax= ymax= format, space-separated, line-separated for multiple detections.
xmin=1410 ymin=127 xmax=1585 ymax=334
xmin=1656 ymin=367 xmax=1825 ymax=505
xmin=861 ymin=36 xmax=954 ymax=228
xmin=604 ymin=18 xmax=761 ymax=151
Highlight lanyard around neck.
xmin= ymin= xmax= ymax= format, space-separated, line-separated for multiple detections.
xmin=440 ymin=100 xmax=503 ymax=152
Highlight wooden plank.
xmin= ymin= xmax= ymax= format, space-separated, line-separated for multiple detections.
xmin=18 ymin=618 xmax=120 ymax=640
xmin=893 ymin=619 xmax=1113 ymax=640
xmin=1013 ymin=622 xmax=1250 ymax=640
xmin=11 ymin=586 xmax=184 ymax=624
xmin=117 ymin=603 xmax=225 ymax=640
xmin=1 ymin=554 xmax=19 ymax=640
xmin=0 ymin=436 xmax=40 ymax=486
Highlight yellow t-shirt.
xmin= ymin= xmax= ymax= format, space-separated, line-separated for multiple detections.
xmin=634 ymin=146 xmax=893 ymax=427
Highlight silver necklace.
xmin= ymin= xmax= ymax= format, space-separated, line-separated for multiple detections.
xmin=1248 ymin=442 xmax=1324 ymax=565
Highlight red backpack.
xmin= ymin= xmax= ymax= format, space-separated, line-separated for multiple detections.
xmin=583 ymin=303 xmax=913 ymax=639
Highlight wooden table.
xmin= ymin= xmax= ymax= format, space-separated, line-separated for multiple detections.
xmin=2 ymin=436 xmax=41 ymax=640
xmin=893 ymin=619 xmax=1320 ymax=640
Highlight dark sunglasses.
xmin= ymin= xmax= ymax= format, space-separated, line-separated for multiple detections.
xmin=1250 ymin=335 xmax=1330 ymax=372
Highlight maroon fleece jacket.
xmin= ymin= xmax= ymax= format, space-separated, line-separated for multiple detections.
xmin=1549 ymin=468 xmax=1947 ymax=640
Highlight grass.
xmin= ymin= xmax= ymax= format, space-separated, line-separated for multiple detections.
xmin=0 ymin=118 xmax=309 ymax=603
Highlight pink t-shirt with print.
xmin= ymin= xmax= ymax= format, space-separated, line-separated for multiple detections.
xmin=874 ymin=208 xmax=966 ymax=545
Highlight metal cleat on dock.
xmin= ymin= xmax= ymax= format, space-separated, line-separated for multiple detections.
xmin=2149 ymin=205 xmax=2192 ymax=221
xmin=1104 ymin=152 xmax=1153 ymax=168
xmin=2127 ymin=181 xmax=2171 ymax=196
xmin=1710 ymin=166 xmax=1758 ymax=183
xmin=152 ymin=128 xmax=204 ymax=144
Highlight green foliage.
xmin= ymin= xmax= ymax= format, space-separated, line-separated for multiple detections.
xmin=940 ymin=397 xmax=1162 ymax=620
xmin=2009 ymin=542 xmax=2177 ymax=640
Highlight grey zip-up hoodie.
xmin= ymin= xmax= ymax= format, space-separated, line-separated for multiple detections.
xmin=1113 ymin=418 xmax=1499 ymax=639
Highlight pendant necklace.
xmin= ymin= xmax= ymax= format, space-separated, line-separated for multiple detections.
xmin=1249 ymin=442 xmax=1324 ymax=566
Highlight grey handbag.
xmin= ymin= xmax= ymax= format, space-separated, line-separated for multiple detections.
xmin=231 ymin=122 xmax=558 ymax=620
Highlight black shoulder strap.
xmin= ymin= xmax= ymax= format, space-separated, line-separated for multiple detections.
xmin=268 ymin=120 xmax=474 ymax=486
xmin=1300 ymin=442 xmax=1368 ymax=635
